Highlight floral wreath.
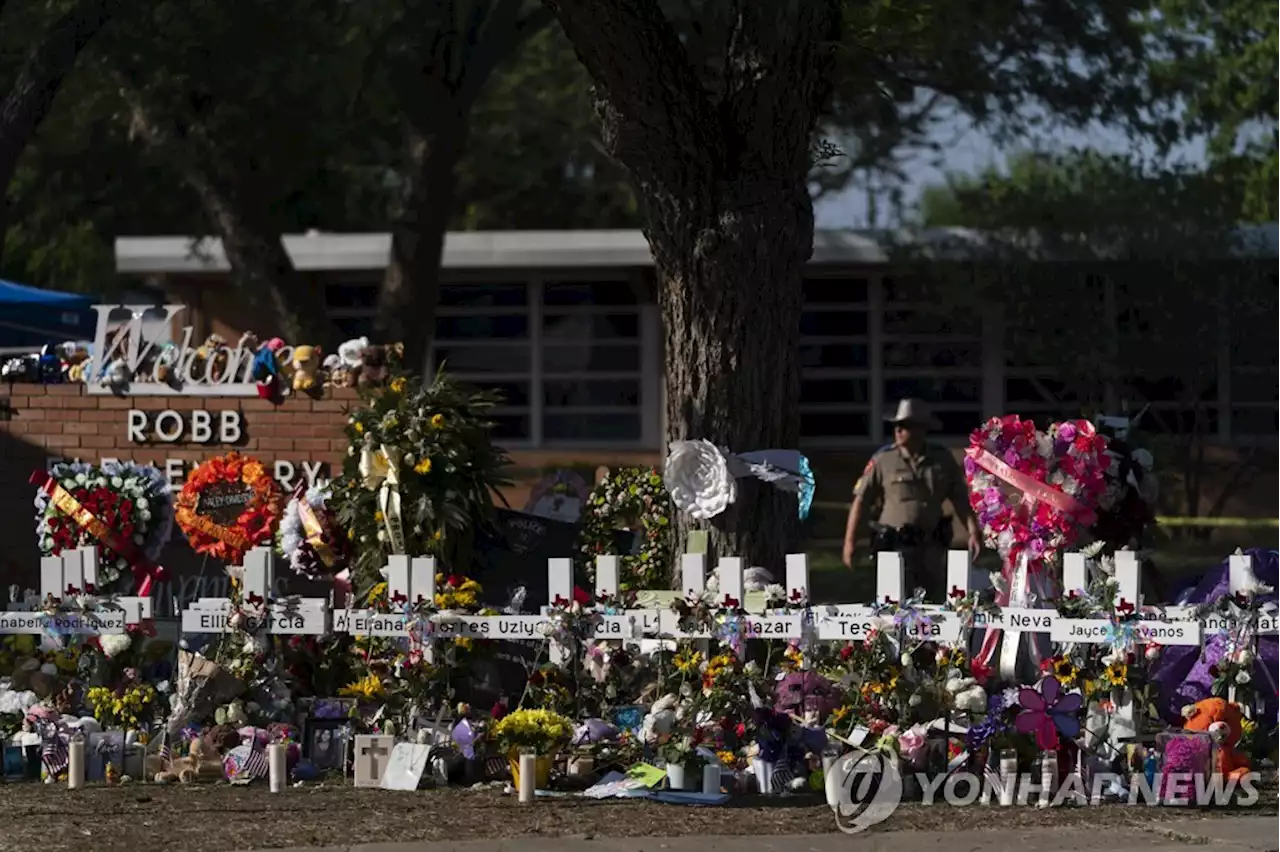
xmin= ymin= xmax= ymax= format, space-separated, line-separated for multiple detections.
xmin=176 ymin=452 xmax=282 ymax=565
xmin=964 ymin=415 xmax=1109 ymax=571
xmin=576 ymin=467 xmax=674 ymax=590
xmin=277 ymin=483 xmax=347 ymax=580
xmin=32 ymin=460 xmax=173 ymax=594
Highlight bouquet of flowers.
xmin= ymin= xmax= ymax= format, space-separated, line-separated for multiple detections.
xmin=489 ymin=708 xmax=573 ymax=756
xmin=277 ymin=483 xmax=348 ymax=579
xmin=332 ymin=369 xmax=513 ymax=596
xmin=33 ymin=461 xmax=173 ymax=591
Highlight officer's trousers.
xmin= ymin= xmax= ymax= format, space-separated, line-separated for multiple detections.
xmin=899 ymin=544 xmax=947 ymax=601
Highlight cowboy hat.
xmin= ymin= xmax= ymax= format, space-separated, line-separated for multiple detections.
xmin=885 ymin=398 xmax=943 ymax=430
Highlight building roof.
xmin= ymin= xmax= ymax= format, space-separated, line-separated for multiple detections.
xmin=115 ymin=225 xmax=1278 ymax=274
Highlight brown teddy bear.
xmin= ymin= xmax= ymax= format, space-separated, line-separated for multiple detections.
xmin=359 ymin=344 xmax=390 ymax=386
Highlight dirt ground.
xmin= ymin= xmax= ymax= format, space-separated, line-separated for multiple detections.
xmin=2 ymin=779 xmax=1276 ymax=852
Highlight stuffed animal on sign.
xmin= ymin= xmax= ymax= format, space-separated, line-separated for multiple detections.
xmin=67 ymin=355 xmax=93 ymax=384
xmin=194 ymin=335 xmax=230 ymax=381
xmin=1181 ymin=697 xmax=1252 ymax=781
xmin=358 ymin=344 xmax=390 ymax=387
xmin=252 ymin=337 xmax=286 ymax=400
xmin=291 ymin=345 xmax=321 ymax=392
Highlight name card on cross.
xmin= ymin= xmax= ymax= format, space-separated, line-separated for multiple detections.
xmin=0 ymin=609 xmax=125 ymax=635
xmin=179 ymin=547 xmax=327 ymax=637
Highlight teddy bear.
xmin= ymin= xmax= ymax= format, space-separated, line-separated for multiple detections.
xmin=149 ymin=736 xmax=225 ymax=784
xmin=358 ymin=344 xmax=390 ymax=387
xmin=193 ymin=334 xmax=230 ymax=381
xmin=291 ymin=345 xmax=321 ymax=393
xmin=1181 ymin=697 xmax=1251 ymax=781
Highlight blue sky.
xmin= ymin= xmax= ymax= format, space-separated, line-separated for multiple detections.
xmin=813 ymin=117 xmax=1210 ymax=229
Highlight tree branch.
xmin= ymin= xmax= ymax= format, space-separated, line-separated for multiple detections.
xmin=0 ymin=0 xmax=119 ymax=176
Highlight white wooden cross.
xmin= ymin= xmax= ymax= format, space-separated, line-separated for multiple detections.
xmin=334 ymin=554 xmax=437 ymax=638
xmin=180 ymin=547 xmax=328 ymax=636
xmin=0 ymin=547 xmax=137 ymax=636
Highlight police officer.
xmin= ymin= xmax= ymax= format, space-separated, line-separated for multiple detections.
xmin=842 ymin=398 xmax=981 ymax=599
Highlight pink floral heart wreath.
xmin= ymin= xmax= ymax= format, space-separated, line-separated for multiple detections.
xmin=964 ymin=415 xmax=1109 ymax=571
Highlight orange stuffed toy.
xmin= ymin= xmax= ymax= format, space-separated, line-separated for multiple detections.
xmin=1181 ymin=697 xmax=1251 ymax=781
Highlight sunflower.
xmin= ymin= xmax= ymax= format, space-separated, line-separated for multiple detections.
xmin=431 ymin=413 xmax=446 ymax=428
xmin=1103 ymin=660 xmax=1128 ymax=686
xmin=716 ymin=750 xmax=738 ymax=768
xmin=389 ymin=377 xmax=407 ymax=394
xmin=414 ymin=458 xmax=433 ymax=475
xmin=339 ymin=673 xmax=386 ymax=700
xmin=1053 ymin=657 xmax=1079 ymax=686
xmin=704 ymin=653 xmax=734 ymax=679
xmin=673 ymin=649 xmax=703 ymax=674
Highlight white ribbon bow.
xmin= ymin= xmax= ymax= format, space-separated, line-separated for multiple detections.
xmin=359 ymin=445 xmax=406 ymax=554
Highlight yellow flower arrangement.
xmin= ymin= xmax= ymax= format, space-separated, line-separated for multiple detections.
xmin=430 ymin=414 xmax=446 ymax=429
xmin=782 ymin=646 xmax=804 ymax=671
xmin=1103 ymin=660 xmax=1127 ymax=687
xmin=704 ymin=653 xmax=734 ymax=680
xmin=367 ymin=582 xmax=388 ymax=607
xmin=414 ymin=458 xmax=433 ymax=475
xmin=339 ymin=673 xmax=386 ymax=701
xmin=86 ymin=684 xmax=157 ymax=730
xmin=433 ymin=574 xmax=482 ymax=610
xmin=673 ymin=649 xmax=703 ymax=675
xmin=937 ymin=647 xmax=966 ymax=669
xmin=828 ymin=705 xmax=852 ymax=726
xmin=490 ymin=708 xmax=573 ymax=754
xmin=716 ymin=750 xmax=738 ymax=768
xmin=390 ymin=377 xmax=407 ymax=394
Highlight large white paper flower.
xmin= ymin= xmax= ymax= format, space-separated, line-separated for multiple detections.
xmin=663 ymin=439 xmax=737 ymax=520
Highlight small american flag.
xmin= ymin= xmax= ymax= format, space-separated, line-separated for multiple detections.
xmin=42 ymin=737 xmax=68 ymax=779
xmin=225 ymin=743 xmax=270 ymax=780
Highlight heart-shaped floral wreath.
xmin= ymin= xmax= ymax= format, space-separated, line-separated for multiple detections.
xmin=964 ymin=416 xmax=1109 ymax=570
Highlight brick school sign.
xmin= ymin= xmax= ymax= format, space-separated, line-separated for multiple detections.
xmin=0 ymin=383 xmax=355 ymax=594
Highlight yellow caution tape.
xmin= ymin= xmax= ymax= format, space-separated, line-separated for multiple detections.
xmin=1155 ymin=516 xmax=1278 ymax=528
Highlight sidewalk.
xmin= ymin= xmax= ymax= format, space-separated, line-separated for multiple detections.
xmin=257 ymin=818 xmax=1279 ymax=852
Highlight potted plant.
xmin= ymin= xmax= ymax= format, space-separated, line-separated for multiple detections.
xmin=659 ymin=733 xmax=706 ymax=791
xmin=489 ymin=708 xmax=572 ymax=789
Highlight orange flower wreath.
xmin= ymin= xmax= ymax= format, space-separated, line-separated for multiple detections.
xmin=175 ymin=452 xmax=282 ymax=564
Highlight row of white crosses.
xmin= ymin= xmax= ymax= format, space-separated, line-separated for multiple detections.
xmin=0 ymin=547 xmax=152 ymax=636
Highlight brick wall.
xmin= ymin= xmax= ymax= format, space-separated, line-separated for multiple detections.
xmin=0 ymin=385 xmax=662 ymax=592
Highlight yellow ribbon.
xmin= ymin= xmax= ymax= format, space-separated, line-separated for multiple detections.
xmin=296 ymin=499 xmax=336 ymax=568
xmin=359 ymin=445 xmax=405 ymax=554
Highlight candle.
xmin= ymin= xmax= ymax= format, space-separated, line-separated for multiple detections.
xmin=822 ymin=747 xmax=842 ymax=808
xmin=517 ymin=752 xmax=536 ymax=803
xmin=68 ymin=737 xmax=86 ymax=790
xmin=702 ymin=763 xmax=721 ymax=795
xmin=268 ymin=743 xmax=287 ymax=794
xmin=1037 ymin=752 xmax=1057 ymax=808
xmin=998 ymin=749 xmax=1018 ymax=807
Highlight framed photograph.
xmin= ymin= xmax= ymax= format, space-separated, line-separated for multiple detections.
xmin=87 ymin=731 xmax=125 ymax=781
xmin=304 ymin=718 xmax=352 ymax=773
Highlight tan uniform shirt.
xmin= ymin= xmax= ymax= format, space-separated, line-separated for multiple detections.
xmin=854 ymin=443 xmax=968 ymax=533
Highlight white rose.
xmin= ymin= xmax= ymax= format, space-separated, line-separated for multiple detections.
xmin=663 ymin=440 xmax=737 ymax=520
xmin=1235 ymin=670 xmax=1252 ymax=685
xmin=99 ymin=633 xmax=133 ymax=659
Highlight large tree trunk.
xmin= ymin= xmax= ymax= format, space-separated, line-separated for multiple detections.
xmin=375 ymin=120 xmax=469 ymax=373
xmin=657 ymin=196 xmax=810 ymax=568
xmin=547 ymin=0 xmax=840 ymax=570
xmin=0 ymin=0 xmax=119 ymax=269
xmin=121 ymin=91 xmax=334 ymax=343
